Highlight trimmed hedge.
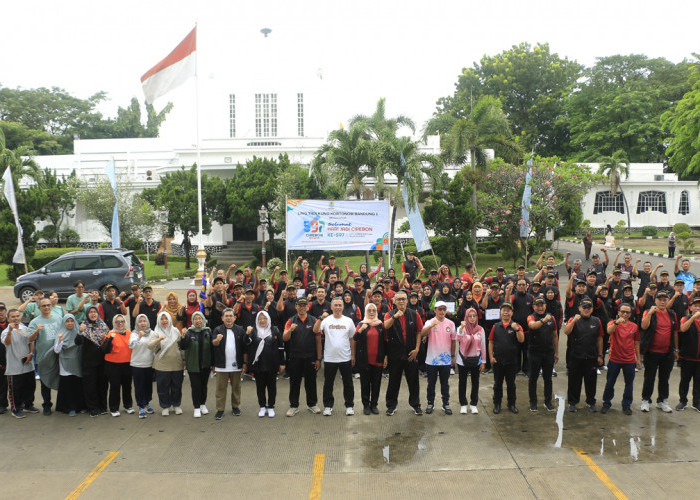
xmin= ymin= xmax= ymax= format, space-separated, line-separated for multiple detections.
xmin=641 ymin=226 xmax=658 ymax=237
xmin=31 ymin=247 xmax=83 ymax=269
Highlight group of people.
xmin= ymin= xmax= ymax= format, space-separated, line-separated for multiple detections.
xmin=1 ymin=247 xmax=699 ymax=421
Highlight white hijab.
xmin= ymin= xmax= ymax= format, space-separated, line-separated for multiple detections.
xmin=253 ymin=310 xmax=273 ymax=365
xmin=154 ymin=311 xmax=180 ymax=359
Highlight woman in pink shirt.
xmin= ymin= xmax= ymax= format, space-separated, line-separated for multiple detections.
xmin=456 ymin=307 xmax=486 ymax=414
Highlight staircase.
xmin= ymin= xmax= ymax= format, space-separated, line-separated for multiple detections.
xmin=215 ymin=241 xmax=259 ymax=268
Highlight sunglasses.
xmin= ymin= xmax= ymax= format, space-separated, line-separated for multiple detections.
xmin=620 ymin=310 xmax=631 ymax=315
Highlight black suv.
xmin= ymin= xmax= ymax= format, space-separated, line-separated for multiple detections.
xmin=14 ymin=249 xmax=146 ymax=302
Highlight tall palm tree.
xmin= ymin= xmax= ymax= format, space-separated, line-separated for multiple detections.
xmin=429 ymin=96 xmax=522 ymax=242
xmin=597 ymin=150 xmax=631 ymax=232
xmin=311 ymin=124 xmax=371 ymax=199
xmin=373 ymin=135 xmax=442 ymax=266
xmin=350 ymin=97 xmax=416 ymax=141
xmin=0 ymin=129 xmax=42 ymax=184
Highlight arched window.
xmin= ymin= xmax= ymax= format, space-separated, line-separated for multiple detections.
xmin=593 ymin=191 xmax=625 ymax=214
xmin=636 ymin=191 xmax=667 ymax=214
xmin=679 ymin=190 xmax=690 ymax=215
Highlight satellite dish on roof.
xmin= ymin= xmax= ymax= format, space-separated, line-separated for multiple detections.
xmin=261 ymin=28 xmax=272 ymax=37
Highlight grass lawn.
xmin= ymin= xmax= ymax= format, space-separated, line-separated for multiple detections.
xmin=0 ymin=264 xmax=12 ymax=286
xmin=142 ymin=260 xmax=198 ymax=280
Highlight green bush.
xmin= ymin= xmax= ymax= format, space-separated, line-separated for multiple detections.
xmin=154 ymin=252 xmax=165 ymax=266
xmin=252 ymin=240 xmax=286 ymax=261
xmin=641 ymin=226 xmax=658 ymax=237
xmin=674 ymin=223 xmax=692 ymax=235
xmin=677 ymin=232 xmax=695 ymax=252
xmin=267 ymin=257 xmax=283 ymax=273
xmin=7 ymin=263 xmax=35 ymax=282
xmin=30 ymin=247 xmax=83 ymax=269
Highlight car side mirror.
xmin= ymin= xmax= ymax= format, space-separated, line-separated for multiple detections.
xmin=41 ymin=267 xmax=47 ymax=274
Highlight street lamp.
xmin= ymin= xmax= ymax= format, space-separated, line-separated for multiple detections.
xmin=259 ymin=208 xmax=268 ymax=269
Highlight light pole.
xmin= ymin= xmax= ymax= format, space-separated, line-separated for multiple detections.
xmin=259 ymin=208 xmax=268 ymax=270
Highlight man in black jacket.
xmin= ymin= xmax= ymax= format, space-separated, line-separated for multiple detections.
xmin=212 ymin=309 xmax=248 ymax=419
xmin=564 ymin=298 xmax=604 ymax=412
xmin=489 ymin=302 xmax=525 ymax=414
xmin=383 ymin=291 xmax=425 ymax=416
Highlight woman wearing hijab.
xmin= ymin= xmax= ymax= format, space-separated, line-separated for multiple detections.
xmin=129 ymin=314 xmax=156 ymax=418
xmin=76 ymin=305 xmax=109 ymax=417
xmin=184 ymin=290 xmax=202 ymax=329
xmin=456 ymin=308 xmax=486 ymax=414
xmin=53 ymin=314 xmax=85 ymax=416
xmin=353 ymin=303 xmax=387 ymax=415
xmin=102 ymin=314 xmax=133 ymax=417
xmin=246 ymin=311 xmax=284 ymax=418
xmin=421 ymin=286 xmax=435 ymax=321
xmin=179 ymin=311 xmax=213 ymax=416
xmin=149 ymin=312 xmax=185 ymax=416
xmin=341 ymin=290 xmax=361 ymax=324
xmin=160 ymin=292 xmax=186 ymax=332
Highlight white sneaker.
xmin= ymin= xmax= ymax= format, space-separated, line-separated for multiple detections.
xmin=258 ymin=407 xmax=267 ymax=417
xmin=124 ymin=407 xmax=135 ymax=414
xmin=110 ymin=411 xmax=120 ymax=417
xmin=470 ymin=405 xmax=479 ymax=414
xmin=460 ymin=405 xmax=468 ymax=414
xmin=308 ymin=405 xmax=322 ymax=414
xmin=354 ymin=373 xmax=360 ymax=379
xmin=161 ymin=408 xmax=169 ymax=417
xmin=267 ymin=408 xmax=276 ymax=418
xmin=200 ymin=405 xmax=209 ymax=415
xmin=641 ymin=400 xmax=650 ymax=412
xmin=193 ymin=408 xmax=202 ymax=418
xmin=323 ymin=407 xmax=333 ymax=416
xmin=345 ymin=407 xmax=355 ymax=416
xmin=596 ymin=368 xmax=601 ymax=375
xmin=173 ymin=406 xmax=183 ymax=415
xmin=657 ymin=400 xmax=673 ymax=413
xmin=450 ymin=368 xmax=455 ymax=375
xmin=286 ymin=407 xmax=299 ymax=417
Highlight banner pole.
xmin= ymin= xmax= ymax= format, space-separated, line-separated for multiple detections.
xmin=285 ymin=197 xmax=289 ymax=272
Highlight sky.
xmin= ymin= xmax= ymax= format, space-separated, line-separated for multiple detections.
xmin=2 ymin=0 xmax=698 ymax=141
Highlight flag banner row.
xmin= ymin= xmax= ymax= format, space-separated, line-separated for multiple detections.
xmin=286 ymin=199 xmax=390 ymax=251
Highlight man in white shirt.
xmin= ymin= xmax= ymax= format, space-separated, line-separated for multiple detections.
xmin=2 ymin=309 xmax=38 ymax=418
xmin=212 ymin=309 xmax=248 ymax=420
xmin=314 ymin=297 xmax=356 ymax=416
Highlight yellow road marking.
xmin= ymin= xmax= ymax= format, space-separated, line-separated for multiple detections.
xmin=572 ymin=447 xmax=628 ymax=500
xmin=65 ymin=451 xmax=119 ymax=500
xmin=309 ymin=453 xmax=326 ymax=500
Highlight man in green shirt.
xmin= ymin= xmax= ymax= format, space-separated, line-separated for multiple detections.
xmin=18 ymin=290 xmax=45 ymax=320
xmin=66 ymin=281 xmax=90 ymax=324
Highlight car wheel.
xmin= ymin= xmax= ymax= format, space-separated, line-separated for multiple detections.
xmin=19 ymin=287 xmax=36 ymax=303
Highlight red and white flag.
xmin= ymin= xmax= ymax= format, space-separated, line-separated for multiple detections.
xmin=141 ymin=27 xmax=197 ymax=104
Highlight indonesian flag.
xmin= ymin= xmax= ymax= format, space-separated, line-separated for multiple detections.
xmin=141 ymin=27 xmax=197 ymax=104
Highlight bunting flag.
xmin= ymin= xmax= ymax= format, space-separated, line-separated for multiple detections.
xmin=520 ymin=159 xmax=533 ymax=238
xmin=2 ymin=166 xmax=26 ymax=264
xmin=141 ymin=26 xmax=197 ymax=104
xmin=400 ymin=154 xmax=432 ymax=252
xmin=104 ymin=160 xmax=121 ymax=249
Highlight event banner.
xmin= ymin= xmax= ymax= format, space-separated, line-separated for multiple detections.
xmin=286 ymin=199 xmax=390 ymax=250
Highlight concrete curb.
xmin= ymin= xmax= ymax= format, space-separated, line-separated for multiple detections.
xmin=559 ymin=239 xmax=699 ymax=262
xmin=147 ymin=276 xmax=196 ymax=284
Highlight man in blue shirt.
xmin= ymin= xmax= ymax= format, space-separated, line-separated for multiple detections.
xmin=675 ymin=255 xmax=697 ymax=294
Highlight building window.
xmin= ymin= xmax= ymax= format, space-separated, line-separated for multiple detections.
xmin=636 ymin=191 xmax=667 ymax=214
xmin=297 ymin=93 xmax=304 ymax=137
xmin=593 ymin=191 xmax=625 ymax=214
xmin=255 ymin=93 xmax=278 ymax=137
xmin=229 ymin=94 xmax=236 ymax=138
xmin=679 ymin=190 xmax=690 ymax=215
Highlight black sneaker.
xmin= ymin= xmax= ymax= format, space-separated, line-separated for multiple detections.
xmin=370 ymin=406 xmax=379 ymax=415
xmin=11 ymin=410 xmax=26 ymax=419
xmin=363 ymin=406 xmax=371 ymax=415
xmin=690 ymin=402 xmax=700 ymax=412
xmin=676 ymin=402 xmax=687 ymax=411
xmin=215 ymin=410 xmax=224 ymax=420
xmin=623 ymin=406 xmax=633 ymax=416
xmin=508 ymin=405 xmax=519 ymax=414
xmin=24 ymin=406 xmax=40 ymax=414
xmin=586 ymin=404 xmax=597 ymax=413
xmin=442 ymin=405 xmax=453 ymax=415
xmin=232 ymin=407 xmax=241 ymax=416
xmin=89 ymin=411 xmax=99 ymax=418
xmin=600 ymin=405 xmax=610 ymax=414
xmin=493 ymin=403 xmax=501 ymax=414
xmin=386 ymin=407 xmax=396 ymax=416
xmin=544 ymin=402 xmax=555 ymax=412
xmin=568 ymin=404 xmax=577 ymax=413
xmin=43 ymin=408 xmax=52 ymax=416
xmin=413 ymin=406 xmax=423 ymax=416
xmin=425 ymin=404 xmax=434 ymax=414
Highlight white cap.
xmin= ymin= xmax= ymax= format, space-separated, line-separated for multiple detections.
xmin=434 ymin=301 xmax=447 ymax=309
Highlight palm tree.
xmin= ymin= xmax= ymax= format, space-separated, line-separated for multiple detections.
xmin=428 ymin=96 xmax=522 ymax=242
xmin=373 ymin=135 xmax=442 ymax=266
xmin=350 ymin=97 xmax=416 ymax=141
xmin=311 ymin=124 xmax=371 ymax=200
xmin=0 ymin=129 xmax=42 ymax=184
xmin=597 ymin=150 xmax=631 ymax=232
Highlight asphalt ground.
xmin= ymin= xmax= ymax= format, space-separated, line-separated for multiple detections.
xmin=1 ymin=239 xmax=699 ymax=499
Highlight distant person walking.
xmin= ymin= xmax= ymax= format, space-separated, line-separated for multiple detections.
xmin=668 ymin=232 xmax=676 ymax=259
xmin=583 ymin=231 xmax=593 ymax=261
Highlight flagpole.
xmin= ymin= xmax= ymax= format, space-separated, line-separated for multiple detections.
xmin=194 ymin=22 xmax=206 ymax=281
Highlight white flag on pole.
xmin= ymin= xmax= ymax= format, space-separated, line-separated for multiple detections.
xmin=2 ymin=167 xmax=26 ymax=264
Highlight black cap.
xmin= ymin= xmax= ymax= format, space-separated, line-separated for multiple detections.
xmin=234 ymin=269 xmax=244 ymax=274
xmin=286 ymin=284 xmax=296 ymax=290
xmin=660 ymin=270 xmax=669 ymax=276
xmin=496 ymin=266 xmax=505 ymax=272
xmin=517 ymin=265 xmax=525 ymax=270
xmin=407 ymin=251 xmax=415 ymax=256
xmin=546 ymin=272 xmax=556 ymax=278
xmin=296 ymin=297 xmax=308 ymax=305
xmin=622 ymin=284 xmax=633 ymax=290
xmin=409 ymin=291 xmax=419 ymax=298
xmin=328 ymin=255 xmax=336 ymax=259
xmin=500 ymin=301 xmax=513 ymax=309
xmin=648 ymin=283 xmax=657 ymax=289
xmin=598 ymin=284 xmax=608 ymax=290
xmin=429 ymin=269 xmax=438 ymax=274
xmin=212 ymin=277 xmax=224 ymax=285
xmin=143 ymin=285 xmax=153 ymax=292
xmin=575 ymin=279 xmax=586 ymax=286
xmin=533 ymin=297 xmax=546 ymax=305
xmin=592 ymin=253 xmax=599 ymax=259
xmin=259 ymin=278 xmax=267 ymax=283
xmin=695 ymin=278 xmax=700 ymax=284
xmin=130 ymin=284 xmax=140 ymax=290
xmin=613 ymin=269 xmax=621 ymax=274
xmin=233 ymin=282 xmax=243 ymax=289
xmin=532 ymin=281 xmax=541 ymax=286
xmin=692 ymin=297 xmax=700 ymax=305
xmin=587 ymin=270 xmax=597 ymax=276
xmin=413 ymin=278 xmax=423 ymax=284
xmin=279 ymin=269 xmax=288 ymax=275
xmin=372 ymin=289 xmax=383 ymax=296
xmin=490 ymin=283 xmax=500 ymax=289
xmin=354 ymin=276 xmax=363 ymax=282
xmin=675 ymin=279 xmax=685 ymax=285
xmin=105 ymin=283 xmax=117 ymax=290
xmin=244 ymin=287 xmax=255 ymax=295
xmin=580 ymin=298 xmax=593 ymax=307
xmin=656 ymin=291 xmax=669 ymax=299
xmin=0 ymin=302 xmax=6 ymax=309
xmin=307 ymin=282 xmax=317 ymax=289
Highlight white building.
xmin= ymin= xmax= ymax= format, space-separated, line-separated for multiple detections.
xmin=580 ymin=163 xmax=699 ymax=231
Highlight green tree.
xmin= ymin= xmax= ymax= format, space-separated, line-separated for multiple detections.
xmin=349 ymin=97 xmax=415 ymax=140
xmin=597 ymin=150 xmax=631 ymax=231
xmin=35 ymin=169 xmax=80 ymax=246
xmin=565 ymin=54 xmax=692 ymax=162
xmin=435 ymin=43 xmax=582 ymax=156
xmin=143 ymin=165 xmax=226 ymax=269
xmin=104 ymin=98 xmax=173 ymax=139
xmin=664 ymin=56 xmax=700 ymax=179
